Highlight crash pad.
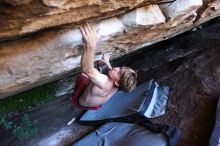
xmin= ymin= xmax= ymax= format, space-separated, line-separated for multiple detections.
xmin=73 ymin=122 xmax=168 ymax=146
xmin=79 ymin=80 xmax=169 ymax=124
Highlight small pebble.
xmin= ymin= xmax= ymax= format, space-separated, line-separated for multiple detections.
xmin=67 ymin=117 xmax=76 ymax=126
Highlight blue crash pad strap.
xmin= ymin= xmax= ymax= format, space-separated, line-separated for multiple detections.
xmin=140 ymin=80 xmax=156 ymax=114
xmin=164 ymin=126 xmax=181 ymax=146
xmin=135 ymin=117 xmax=180 ymax=146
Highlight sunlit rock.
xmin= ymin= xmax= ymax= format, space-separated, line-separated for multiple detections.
xmin=1 ymin=0 xmax=166 ymax=40
xmin=94 ymin=18 xmax=125 ymax=39
xmin=160 ymin=0 xmax=203 ymax=19
xmin=42 ymin=0 xmax=70 ymax=7
xmin=122 ymin=5 xmax=166 ymax=27
xmin=59 ymin=29 xmax=83 ymax=47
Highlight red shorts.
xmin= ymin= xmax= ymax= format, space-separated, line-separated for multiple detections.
xmin=72 ymin=73 xmax=101 ymax=110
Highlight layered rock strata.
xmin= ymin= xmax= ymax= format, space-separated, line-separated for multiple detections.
xmin=0 ymin=0 xmax=171 ymax=40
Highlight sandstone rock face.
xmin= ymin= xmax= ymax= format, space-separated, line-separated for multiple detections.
xmin=0 ymin=0 xmax=170 ymax=41
xmin=42 ymin=0 xmax=70 ymax=7
xmin=0 ymin=0 xmax=220 ymax=98
xmin=95 ymin=18 xmax=125 ymax=39
xmin=122 ymin=5 xmax=166 ymax=27
xmin=161 ymin=0 xmax=203 ymax=19
xmin=1 ymin=0 xmax=32 ymax=6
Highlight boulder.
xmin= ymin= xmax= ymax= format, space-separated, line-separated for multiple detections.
xmin=0 ymin=0 xmax=170 ymax=41
xmin=160 ymin=0 xmax=203 ymax=19
xmin=122 ymin=5 xmax=166 ymax=27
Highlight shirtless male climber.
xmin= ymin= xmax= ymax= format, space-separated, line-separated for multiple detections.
xmin=72 ymin=23 xmax=137 ymax=110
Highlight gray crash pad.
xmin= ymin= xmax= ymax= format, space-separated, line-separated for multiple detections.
xmin=73 ymin=122 xmax=168 ymax=146
xmin=209 ymin=98 xmax=220 ymax=146
xmin=79 ymin=80 xmax=169 ymax=124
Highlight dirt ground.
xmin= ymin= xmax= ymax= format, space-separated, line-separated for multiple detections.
xmin=0 ymin=18 xmax=220 ymax=146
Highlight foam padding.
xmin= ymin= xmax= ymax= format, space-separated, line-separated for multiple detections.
xmin=79 ymin=80 xmax=169 ymax=124
xmin=73 ymin=122 xmax=167 ymax=146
